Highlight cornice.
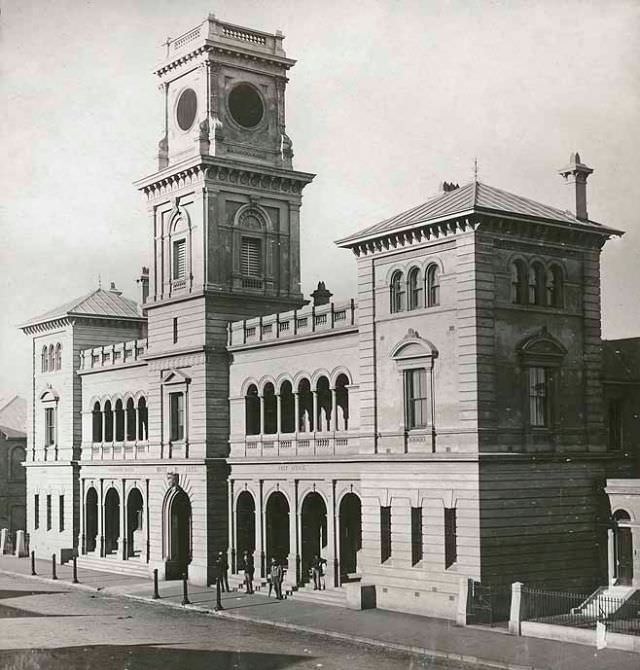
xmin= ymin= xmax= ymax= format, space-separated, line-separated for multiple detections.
xmin=136 ymin=156 xmax=315 ymax=200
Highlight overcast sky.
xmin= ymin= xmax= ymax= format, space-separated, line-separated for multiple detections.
xmin=1 ymin=0 xmax=639 ymax=399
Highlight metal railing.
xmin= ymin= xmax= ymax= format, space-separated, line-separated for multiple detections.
xmin=522 ymin=587 xmax=640 ymax=636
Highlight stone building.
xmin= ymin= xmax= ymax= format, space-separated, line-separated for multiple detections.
xmin=20 ymin=14 xmax=638 ymax=618
xmin=0 ymin=396 xmax=27 ymax=542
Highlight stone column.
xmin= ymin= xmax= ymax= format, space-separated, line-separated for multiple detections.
xmin=608 ymin=528 xmax=615 ymax=586
xmin=509 ymin=582 xmax=524 ymax=635
xmin=121 ymin=479 xmax=127 ymax=560
xmin=295 ymin=479 xmax=301 ymax=585
xmin=99 ymin=479 xmax=105 ymax=557
xmin=256 ymin=480 xmax=264 ymax=578
xmin=312 ymin=391 xmax=318 ymax=432
xmin=294 ymin=393 xmax=300 ymax=435
xmin=228 ymin=480 xmax=235 ymax=573
xmin=331 ymin=388 xmax=337 ymax=432
xmin=145 ymin=479 xmax=150 ymax=563
xmin=259 ymin=396 xmax=265 ymax=437
xmin=80 ymin=479 xmax=86 ymax=554
xmin=276 ymin=394 xmax=282 ymax=435
xmin=327 ymin=480 xmax=337 ymax=587
xmin=287 ymin=484 xmax=298 ymax=591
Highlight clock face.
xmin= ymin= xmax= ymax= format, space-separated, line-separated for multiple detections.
xmin=176 ymin=88 xmax=197 ymax=131
xmin=228 ymin=83 xmax=264 ymax=128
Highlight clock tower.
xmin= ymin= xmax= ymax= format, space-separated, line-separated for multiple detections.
xmin=134 ymin=15 xmax=314 ymax=585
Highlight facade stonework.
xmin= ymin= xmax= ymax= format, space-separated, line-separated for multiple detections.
xmin=20 ymin=15 xmax=639 ymax=619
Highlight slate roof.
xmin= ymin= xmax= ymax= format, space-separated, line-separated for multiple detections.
xmin=21 ymin=288 xmax=143 ymax=328
xmin=0 ymin=424 xmax=26 ymax=440
xmin=602 ymin=338 xmax=640 ymax=383
xmin=0 ymin=395 xmax=27 ymax=433
xmin=336 ymin=181 xmax=620 ymax=246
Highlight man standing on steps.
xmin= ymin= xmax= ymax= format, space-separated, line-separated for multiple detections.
xmin=242 ymin=550 xmax=254 ymax=594
xmin=217 ymin=551 xmax=230 ymax=592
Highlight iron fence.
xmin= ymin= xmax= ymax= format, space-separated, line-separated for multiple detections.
xmin=468 ymin=581 xmax=512 ymax=626
xmin=522 ymin=587 xmax=640 ymax=636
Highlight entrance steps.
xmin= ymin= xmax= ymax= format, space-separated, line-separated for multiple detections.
xmin=572 ymin=585 xmax=637 ymax=618
xmin=76 ymin=554 xmax=152 ymax=579
xmin=290 ymin=582 xmax=347 ymax=608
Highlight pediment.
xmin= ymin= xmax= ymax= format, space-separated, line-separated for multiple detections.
xmin=517 ymin=327 xmax=567 ymax=360
xmin=162 ymin=368 xmax=191 ymax=385
xmin=391 ymin=329 xmax=438 ymax=360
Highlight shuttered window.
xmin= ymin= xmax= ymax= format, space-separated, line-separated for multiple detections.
xmin=241 ymin=237 xmax=262 ymax=277
xmin=173 ymin=239 xmax=186 ymax=280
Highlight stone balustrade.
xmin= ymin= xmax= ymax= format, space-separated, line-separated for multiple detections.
xmin=230 ymin=432 xmax=357 ymax=458
xmin=228 ymin=299 xmax=357 ymax=348
xmin=80 ymin=339 xmax=147 ymax=371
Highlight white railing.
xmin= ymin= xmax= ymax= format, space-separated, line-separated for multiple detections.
xmin=228 ymin=299 xmax=358 ymax=347
xmin=83 ymin=441 xmax=149 ymax=460
xmin=231 ymin=432 xmax=357 ymax=458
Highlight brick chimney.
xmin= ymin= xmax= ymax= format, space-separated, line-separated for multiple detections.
xmin=311 ymin=281 xmax=332 ymax=306
xmin=137 ymin=267 xmax=150 ymax=305
xmin=558 ymin=152 xmax=593 ymax=221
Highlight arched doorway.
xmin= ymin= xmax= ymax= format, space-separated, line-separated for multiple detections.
xmin=85 ymin=487 xmax=98 ymax=553
xmin=301 ymin=492 xmax=327 ymax=582
xmin=266 ymin=492 xmax=289 ymax=568
xmin=613 ymin=510 xmax=633 ymax=586
xmin=236 ymin=491 xmax=255 ymax=569
xmin=127 ymin=489 xmax=144 ymax=558
xmin=166 ymin=489 xmax=191 ymax=579
xmin=339 ymin=493 xmax=362 ymax=582
xmin=104 ymin=488 xmax=120 ymax=555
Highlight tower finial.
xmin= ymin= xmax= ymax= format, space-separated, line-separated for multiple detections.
xmin=473 ymin=157 xmax=479 ymax=182
xmin=98 ymin=273 xmax=102 ymax=289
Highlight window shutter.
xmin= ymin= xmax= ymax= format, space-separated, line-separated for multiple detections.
xmin=173 ymin=240 xmax=186 ymax=279
xmin=241 ymin=238 xmax=262 ymax=276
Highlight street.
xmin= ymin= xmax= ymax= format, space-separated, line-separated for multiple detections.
xmin=0 ymin=573 xmax=470 ymax=670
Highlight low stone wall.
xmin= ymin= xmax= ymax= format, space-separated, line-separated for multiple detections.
xmin=521 ymin=621 xmax=640 ymax=654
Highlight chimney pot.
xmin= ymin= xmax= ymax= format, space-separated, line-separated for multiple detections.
xmin=311 ymin=281 xmax=332 ymax=307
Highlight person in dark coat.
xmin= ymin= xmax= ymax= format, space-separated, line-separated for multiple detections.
xmin=269 ymin=558 xmax=283 ymax=599
xmin=216 ymin=551 xmax=230 ymax=592
xmin=243 ymin=550 xmax=254 ymax=594
xmin=311 ymin=555 xmax=327 ymax=590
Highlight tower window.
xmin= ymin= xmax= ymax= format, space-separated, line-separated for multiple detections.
xmin=529 ymin=262 xmax=546 ymax=306
xmin=173 ymin=239 xmax=186 ymax=280
xmin=241 ymin=237 xmax=262 ymax=277
xmin=59 ymin=495 xmax=65 ymax=532
xmin=173 ymin=317 xmax=178 ymax=344
xmin=407 ymin=267 xmax=423 ymax=310
xmin=528 ymin=367 xmax=550 ymax=427
xmin=404 ymin=368 xmax=428 ymax=429
xmin=511 ymin=260 xmax=528 ymax=305
xmin=46 ymin=495 xmax=52 ymax=531
xmin=34 ymin=495 xmax=40 ymax=529
xmin=170 ymin=392 xmax=185 ymax=442
xmin=45 ymin=407 xmax=56 ymax=446
xmin=547 ymin=264 xmax=564 ymax=308
xmin=380 ymin=506 xmax=392 ymax=563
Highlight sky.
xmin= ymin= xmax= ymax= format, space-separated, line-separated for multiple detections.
xmin=1 ymin=0 xmax=639 ymax=399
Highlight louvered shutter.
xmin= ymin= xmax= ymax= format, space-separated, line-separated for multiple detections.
xmin=241 ymin=237 xmax=262 ymax=276
xmin=173 ymin=240 xmax=186 ymax=279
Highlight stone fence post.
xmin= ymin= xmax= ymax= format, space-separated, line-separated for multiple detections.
xmin=509 ymin=581 xmax=523 ymax=635
xmin=456 ymin=577 xmax=473 ymax=626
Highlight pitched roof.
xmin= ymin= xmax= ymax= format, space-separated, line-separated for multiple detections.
xmin=21 ymin=288 xmax=143 ymax=329
xmin=603 ymin=338 xmax=640 ymax=383
xmin=336 ymin=181 xmax=621 ymax=246
xmin=0 ymin=395 xmax=27 ymax=433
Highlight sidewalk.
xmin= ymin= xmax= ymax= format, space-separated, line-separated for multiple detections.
xmin=0 ymin=555 xmax=636 ymax=670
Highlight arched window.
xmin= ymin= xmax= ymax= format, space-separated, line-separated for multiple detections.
xmin=48 ymin=344 xmax=55 ymax=372
xmin=9 ymin=446 xmax=26 ymax=481
xmin=245 ymin=384 xmax=260 ymax=436
xmin=407 ymin=267 xmax=423 ymax=310
xmin=138 ymin=397 xmax=148 ymax=441
xmin=529 ymin=262 xmax=546 ymax=306
xmin=297 ymin=378 xmax=313 ymax=432
xmin=426 ymin=264 xmax=440 ymax=307
xmin=511 ymin=260 xmax=528 ymax=305
xmin=390 ymin=271 xmax=404 ymax=313
xmin=279 ymin=381 xmax=295 ymax=433
xmin=104 ymin=400 xmax=114 ymax=442
xmin=92 ymin=401 xmax=102 ymax=442
xmin=335 ymin=374 xmax=349 ymax=431
xmin=263 ymin=383 xmax=277 ymax=435
xmin=126 ymin=398 xmax=136 ymax=441
xmin=54 ymin=343 xmax=62 ymax=370
xmin=316 ymin=376 xmax=331 ymax=431
xmin=547 ymin=264 xmax=564 ymax=308
xmin=115 ymin=399 xmax=125 ymax=442
xmin=41 ymin=347 xmax=48 ymax=373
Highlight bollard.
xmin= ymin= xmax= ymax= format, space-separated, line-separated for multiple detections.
xmin=152 ymin=568 xmax=160 ymax=599
xmin=181 ymin=573 xmax=190 ymax=605
xmin=51 ymin=554 xmax=57 ymax=580
xmin=31 ymin=550 xmax=36 ymax=576
xmin=72 ymin=555 xmax=79 ymax=584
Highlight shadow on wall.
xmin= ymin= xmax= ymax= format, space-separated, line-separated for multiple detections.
xmin=0 ymin=645 xmax=310 ymax=670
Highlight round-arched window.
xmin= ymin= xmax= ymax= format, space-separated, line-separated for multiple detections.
xmin=176 ymin=88 xmax=197 ymax=131
xmin=228 ymin=83 xmax=264 ymax=128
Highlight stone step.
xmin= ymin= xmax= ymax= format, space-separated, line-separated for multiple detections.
xmin=291 ymin=586 xmax=347 ymax=608
xmin=76 ymin=555 xmax=152 ymax=579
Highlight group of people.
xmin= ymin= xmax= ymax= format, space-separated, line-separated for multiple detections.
xmin=215 ymin=550 xmax=328 ymax=602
